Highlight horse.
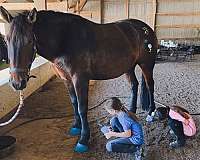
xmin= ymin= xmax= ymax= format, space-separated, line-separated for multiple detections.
xmin=0 ymin=33 xmax=8 ymax=63
xmin=0 ymin=7 xmax=157 ymax=152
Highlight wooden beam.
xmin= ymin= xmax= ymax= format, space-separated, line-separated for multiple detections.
xmin=0 ymin=3 xmax=34 ymax=10
xmin=0 ymin=2 xmax=68 ymax=11
xmin=156 ymin=24 xmax=200 ymax=29
xmin=34 ymin=0 xmax=47 ymax=10
xmin=157 ymin=12 xmax=200 ymax=16
xmin=158 ymin=37 xmax=200 ymax=40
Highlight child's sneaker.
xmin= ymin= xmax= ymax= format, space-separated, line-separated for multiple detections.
xmin=134 ymin=147 xmax=143 ymax=160
xmin=169 ymin=129 xmax=177 ymax=141
xmin=100 ymin=126 xmax=110 ymax=134
xmin=169 ymin=140 xmax=184 ymax=149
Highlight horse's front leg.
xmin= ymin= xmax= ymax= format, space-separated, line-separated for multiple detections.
xmin=126 ymin=69 xmax=139 ymax=113
xmin=64 ymin=80 xmax=81 ymax=136
xmin=72 ymin=75 xmax=90 ymax=153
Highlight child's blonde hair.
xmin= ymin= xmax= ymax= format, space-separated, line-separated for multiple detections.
xmin=105 ymin=97 xmax=138 ymax=122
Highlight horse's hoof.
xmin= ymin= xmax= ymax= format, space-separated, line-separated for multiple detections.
xmin=69 ymin=127 xmax=81 ymax=136
xmin=74 ymin=142 xmax=89 ymax=153
xmin=146 ymin=115 xmax=153 ymax=123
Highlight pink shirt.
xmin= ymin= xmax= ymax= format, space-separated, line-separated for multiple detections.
xmin=169 ymin=109 xmax=196 ymax=136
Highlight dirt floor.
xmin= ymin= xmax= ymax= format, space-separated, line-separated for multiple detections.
xmin=0 ymin=55 xmax=200 ymax=160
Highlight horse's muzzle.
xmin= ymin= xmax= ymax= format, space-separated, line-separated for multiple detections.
xmin=9 ymin=79 xmax=27 ymax=91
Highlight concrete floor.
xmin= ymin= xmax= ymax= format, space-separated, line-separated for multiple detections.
xmin=0 ymin=55 xmax=200 ymax=160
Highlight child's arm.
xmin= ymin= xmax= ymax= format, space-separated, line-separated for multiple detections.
xmin=105 ymin=130 xmax=132 ymax=139
xmin=170 ymin=106 xmax=190 ymax=119
xmin=169 ymin=109 xmax=189 ymax=125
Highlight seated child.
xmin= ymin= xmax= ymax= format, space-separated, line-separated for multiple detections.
xmin=155 ymin=105 xmax=196 ymax=148
xmin=101 ymin=97 xmax=144 ymax=160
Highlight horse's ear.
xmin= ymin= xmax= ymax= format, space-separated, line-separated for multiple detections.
xmin=0 ymin=6 xmax=13 ymax=23
xmin=27 ymin=8 xmax=37 ymax=24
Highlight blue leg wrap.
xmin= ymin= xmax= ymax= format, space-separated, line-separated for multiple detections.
xmin=74 ymin=142 xmax=89 ymax=153
xmin=69 ymin=127 xmax=81 ymax=136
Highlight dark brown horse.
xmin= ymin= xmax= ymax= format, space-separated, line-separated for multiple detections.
xmin=0 ymin=7 xmax=157 ymax=152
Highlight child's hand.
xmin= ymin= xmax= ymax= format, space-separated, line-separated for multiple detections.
xmin=184 ymin=119 xmax=189 ymax=125
xmin=105 ymin=131 xmax=115 ymax=139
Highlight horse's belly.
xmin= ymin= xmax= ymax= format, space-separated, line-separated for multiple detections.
xmin=91 ymin=56 xmax=134 ymax=80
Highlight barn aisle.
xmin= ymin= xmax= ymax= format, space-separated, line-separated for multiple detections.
xmin=0 ymin=55 xmax=200 ymax=160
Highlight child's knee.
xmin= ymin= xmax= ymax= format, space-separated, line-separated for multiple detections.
xmin=110 ymin=117 xmax=118 ymax=126
xmin=106 ymin=141 xmax=112 ymax=152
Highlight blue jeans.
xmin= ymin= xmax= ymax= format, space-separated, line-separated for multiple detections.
xmin=168 ymin=117 xmax=186 ymax=145
xmin=106 ymin=117 xmax=140 ymax=153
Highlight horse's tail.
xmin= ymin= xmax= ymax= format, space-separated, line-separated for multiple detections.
xmin=140 ymin=74 xmax=150 ymax=111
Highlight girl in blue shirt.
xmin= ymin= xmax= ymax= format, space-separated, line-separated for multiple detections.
xmin=102 ymin=97 xmax=144 ymax=159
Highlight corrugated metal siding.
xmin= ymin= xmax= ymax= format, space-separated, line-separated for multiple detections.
xmin=2 ymin=0 xmax=198 ymax=44
xmin=102 ymin=0 xmax=126 ymax=23
xmin=81 ymin=0 xmax=101 ymax=23
xmin=156 ymin=0 xmax=200 ymax=44
xmin=129 ymin=0 xmax=155 ymax=29
xmin=157 ymin=0 xmax=200 ymax=13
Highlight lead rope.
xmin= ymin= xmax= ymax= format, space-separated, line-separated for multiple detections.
xmin=0 ymin=90 xmax=24 ymax=127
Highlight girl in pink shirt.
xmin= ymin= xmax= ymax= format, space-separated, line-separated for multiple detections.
xmin=155 ymin=105 xmax=196 ymax=149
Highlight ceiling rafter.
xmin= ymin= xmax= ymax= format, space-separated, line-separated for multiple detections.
xmin=69 ymin=0 xmax=87 ymax=13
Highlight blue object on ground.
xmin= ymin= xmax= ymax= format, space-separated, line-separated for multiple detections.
xmin=74 ymin=142 xmax=89 ymax=153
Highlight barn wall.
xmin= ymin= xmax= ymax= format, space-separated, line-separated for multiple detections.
xmin=82 ymin=0 xmax=200 ymax=45
xmin=156 ymin=0 xmax=200 ymax=44
xmin=0 ymin=0 xmax=200 ymax=44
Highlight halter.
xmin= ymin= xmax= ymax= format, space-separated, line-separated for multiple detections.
xmin=9 ymin=34 xmax=37 ymax=78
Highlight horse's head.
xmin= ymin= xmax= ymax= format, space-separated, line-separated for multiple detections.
xmin=0 ymin=7 xmax=37 ymax=90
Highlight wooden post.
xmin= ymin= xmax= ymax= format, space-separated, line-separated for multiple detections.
xmin=76 ymin=1 xmax=80 ymax=14
xmin=78 ymin=0 xmax=87 ymax=12
xmin=34 ymin=0 xmax=47 ymax=10
xmin=100 ymin=0 xmax=104 ymax=24
xmin=152 ymin=0 xmax=157 ymax=31
xmin=126 ymin=0 xmax=129 ymax=19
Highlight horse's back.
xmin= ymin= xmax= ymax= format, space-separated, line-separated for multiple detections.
xmin=114 ymin=19 xmax=157 ymax=67
xmin=89 ymin=18 xmax=157 ymax=79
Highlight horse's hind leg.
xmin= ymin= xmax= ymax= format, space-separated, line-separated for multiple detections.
xmin=64 ymin=80 xmax=81 ymax=136
xmin=126 ymin=68 xmax=139 ymax=113
xmin=140 ymin=64 xmax=155 ymax=122
xmin=140 ymin=74 xmax=150 ymax=111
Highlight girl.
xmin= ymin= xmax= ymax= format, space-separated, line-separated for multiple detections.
xmin=155 ymin=105 xmax=196 ymax=149
xmin=102 ymin=97 xmax=144 ymax=159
